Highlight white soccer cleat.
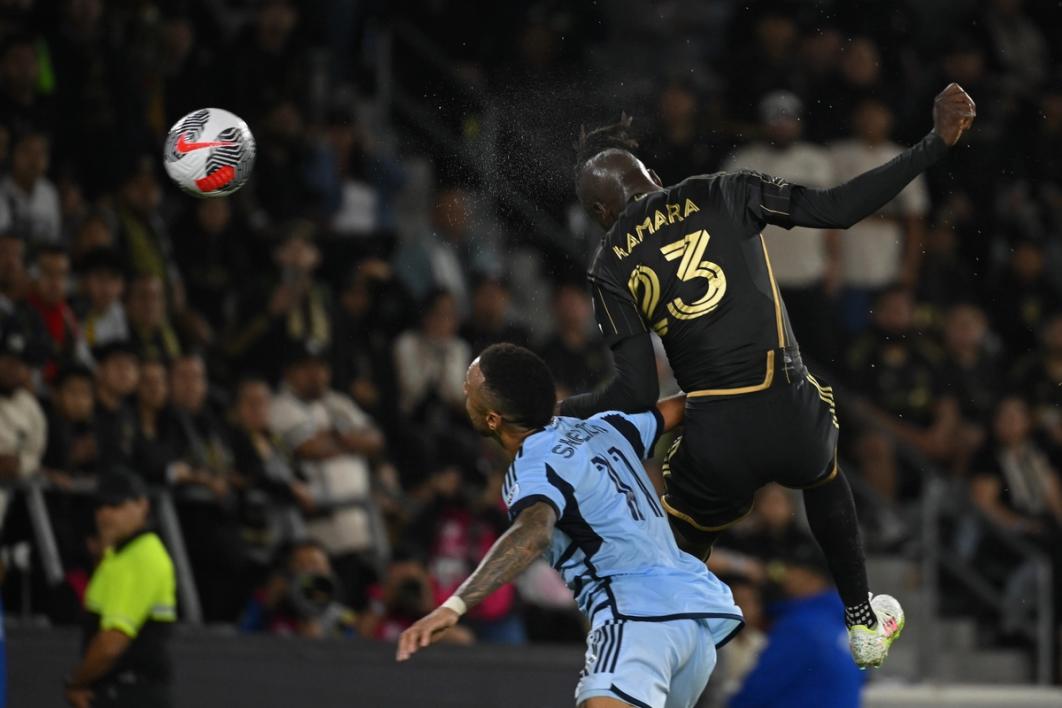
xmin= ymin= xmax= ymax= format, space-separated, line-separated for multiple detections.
xmin=848 ymin=594 xmax=905 ymax=669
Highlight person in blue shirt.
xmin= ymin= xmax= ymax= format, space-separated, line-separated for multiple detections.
xmin=397 ymin=343 xmax=743 ymax=708
xmin=729 ymin=533 xmax=864 ymax=708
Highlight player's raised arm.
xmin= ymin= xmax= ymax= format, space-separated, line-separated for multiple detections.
xmin=558 ymin=281 xmax=660 ymax=418
xmin=769 ymin=83 xmax=975 ymax=230
xmin=396 ymin=501 xmax=557 ymax=661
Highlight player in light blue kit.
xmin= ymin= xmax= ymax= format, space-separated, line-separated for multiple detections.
xmin=397 ymin=343 xmax=743 ymax=708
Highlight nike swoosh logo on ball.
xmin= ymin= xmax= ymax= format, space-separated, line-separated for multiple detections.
xmin=175 ymin=133 xmax=236 ymax=153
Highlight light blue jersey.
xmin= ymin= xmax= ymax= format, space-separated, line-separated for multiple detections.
xmin=502 ymin=411 xmax=743 ymax=647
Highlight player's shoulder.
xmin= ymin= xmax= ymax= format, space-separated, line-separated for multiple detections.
xmin=519 ymin=416 xmax=618 ymax=463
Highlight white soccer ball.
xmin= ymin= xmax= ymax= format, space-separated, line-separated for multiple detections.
xmin=163 ymin=108 xmax=256 ymax=198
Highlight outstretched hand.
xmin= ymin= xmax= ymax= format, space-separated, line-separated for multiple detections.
xmin=395 ymin=607 xmax=460 ymax=662
xmin=932 ymin=83 xmax=976 ymax=146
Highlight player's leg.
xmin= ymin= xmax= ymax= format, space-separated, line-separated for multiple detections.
xmin=663 ymin=620 xmax=718 ymax=708
xmin=574 ymin=620 xmax=671 ymax=708
xmin=660 ymin=434 xmax=752 ymax=561
xmin=802 ymin=463 xmax=871 ymax=618
xmin=788 ymin=373 xmax=903 ymax=667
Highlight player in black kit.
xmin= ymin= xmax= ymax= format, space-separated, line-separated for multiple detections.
xmin=562 ymin=83 xmax=976 ymax=668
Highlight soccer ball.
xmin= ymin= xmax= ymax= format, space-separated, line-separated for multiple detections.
xmin=163 ymin=108 xmax=256 ymax=198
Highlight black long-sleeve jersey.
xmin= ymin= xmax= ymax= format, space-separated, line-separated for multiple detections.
xmin=571 ymin=132 xmax=948 ymax=407
xmin=588 ymin=171 xmax=799 ymax=394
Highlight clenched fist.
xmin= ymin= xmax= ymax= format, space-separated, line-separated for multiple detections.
xmin=932 ymin=83 xmax=976 ymax=146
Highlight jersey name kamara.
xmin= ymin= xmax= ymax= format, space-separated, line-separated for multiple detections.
xmin=611 ymin=198 xmax=701 ymax=259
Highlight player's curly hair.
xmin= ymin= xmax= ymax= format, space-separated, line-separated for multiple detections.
xmin=573 ymin=112 xmax=640 ymax=177
xmin=478 ymin=343 xmax=556 ymax=430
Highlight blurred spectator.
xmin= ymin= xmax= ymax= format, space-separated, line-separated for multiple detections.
xmin=393 ymin=288 xmax=469 ymax=420
xmin=321 ymin=105 xmax=406 ymax=239
xmin=641 ymin=81 xmax=716 ymax=184
xmin=0 ymin=233 xmax=48 ymax=353
xmin=26 ymin=245 xmax=87 ymax=375
xmin=728 ymin=533 xmax=864 ymax=708
xmin=227 ymin=225 xmax=330 ymax=381
xmin=167 ymin=353 xmax=233 ymax=497
xmin=983 ymin=0 xmax=1049 ymax=100
xmin=830 ymin=99 xmax=929 ymax=333
xmin=0 ymin=319 xmax=46 ymax=523
xmin=0 ymin=131 xmax=61 ymax=245
xmin=990 ymin=237 xmax=1060 ymax=359
xmin=970 ymin=397 xmax=1062 ymax=536
xmin=808 ymin=37 xmax=892 ymax=143
xmin=713 ymin=578 xmax=766 ymax=704
xmin=76 ymin=247 xmax=128 ymax=349
xmin=167 ymin=352 xmax=248 ymax=621
xmin=131 ymin=359 xmax=179 ymax=485
xmin=394 ymin=186 xmax=501 ymax=308
xmin=718 ymin=484 xmax=803 ymax=563
xmin=40 ymin=364 xmax=97 ymax=594
xmin=249 ymin=101 xmax=317 ymax=223
xmin=331 ymin=259 xmax=410 ymax=433
xmin=42 ymin=364 xmax=97 ymax=479
xmin=270 ymin=340 xmax=385 ymax=606
xmin=1014 ymin=80 xmax=1062 ymax=236
xmin=125 ymin=274 xmax=181 ymax=363
xmin=113 ymin=157 xmax=182 ymax=305
xmin=170 ymin=199 xmax=247 ymax=343
xmin=406 ymin=467 xmax=525 ymax=644
xmin=154 ymin=13 xmax=211 ymax=128
xmin=539 ymin=283 xmax=609 ymax=398
xmin=460 ymin=275 xmax=530 ymax=356
xmin=231 ymin=377 xmax=314 ymax=526
xmin=968 ymin=396 xmax=1062 ymax=629
xmin=71 ymin=212 xmax=116 ymax=263
xmin=724 ymin=10 xmax=801 ymax=122
xmin=224 ymin=0 xmax=307 ymax=125
xmin=361 ymin=552 xmax=474 ymax=646
xmin=240 ymin=538 xmax=359 ymax=639
xmin=0 ymin=34 xmax=54 ymax=140
xmin=724 ymin=91 xmax=839 ymax=365
xmin=915 ymin=216 xmax=979 ymax=319
xmin=1010 ymin=313 xmax=1062 ymax=450
xmin=91 ymin=340 xmax=139 ymax=472
xmin=50 ymin=0 xmax=149 ymax=194
xmin=846 ymin=287 xmax=959 ymax=478
xmin=940 ymin=304 xmax=1002 ymax=461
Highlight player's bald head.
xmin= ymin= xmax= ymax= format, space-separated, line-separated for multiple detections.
xmin=573 ymin=115 xmax=663 ymax=229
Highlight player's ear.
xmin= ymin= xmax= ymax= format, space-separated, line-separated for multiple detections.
xmin=485 ymin=410 xmax=503 ymax=432
xmin=648 ymin=168 xmax=663 ymax=188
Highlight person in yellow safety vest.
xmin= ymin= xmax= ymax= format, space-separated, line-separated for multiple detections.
xmin=64 ymin=472 xmax=176 ymax=708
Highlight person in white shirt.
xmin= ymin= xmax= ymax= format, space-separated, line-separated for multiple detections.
xmin=829 ymin=99 xmax=930 ymax=333
xmin=724 ymin=91 xmax=840 ymax=365
xmin=393 ymin=289 xmax=470 ymax=418
xmin=0 ymin=131 xmax=61 ymax=246
xmin=269 ymin=339 xmax=385 ymax=601
xmin=0 ymin=320 xmax=46 ymax=524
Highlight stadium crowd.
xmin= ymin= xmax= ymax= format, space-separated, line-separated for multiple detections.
xmin=0 ymin=0 xmax=1059 ymax=687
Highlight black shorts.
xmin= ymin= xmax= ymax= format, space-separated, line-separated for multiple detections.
xmin=662 ymin=369 xmax=839 ymax=534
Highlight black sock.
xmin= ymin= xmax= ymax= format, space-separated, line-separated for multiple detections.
xmin=803 ymin=470 xmax=875 ymax=628
xmin=844 ymin=599 xmax=876 ymax=629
